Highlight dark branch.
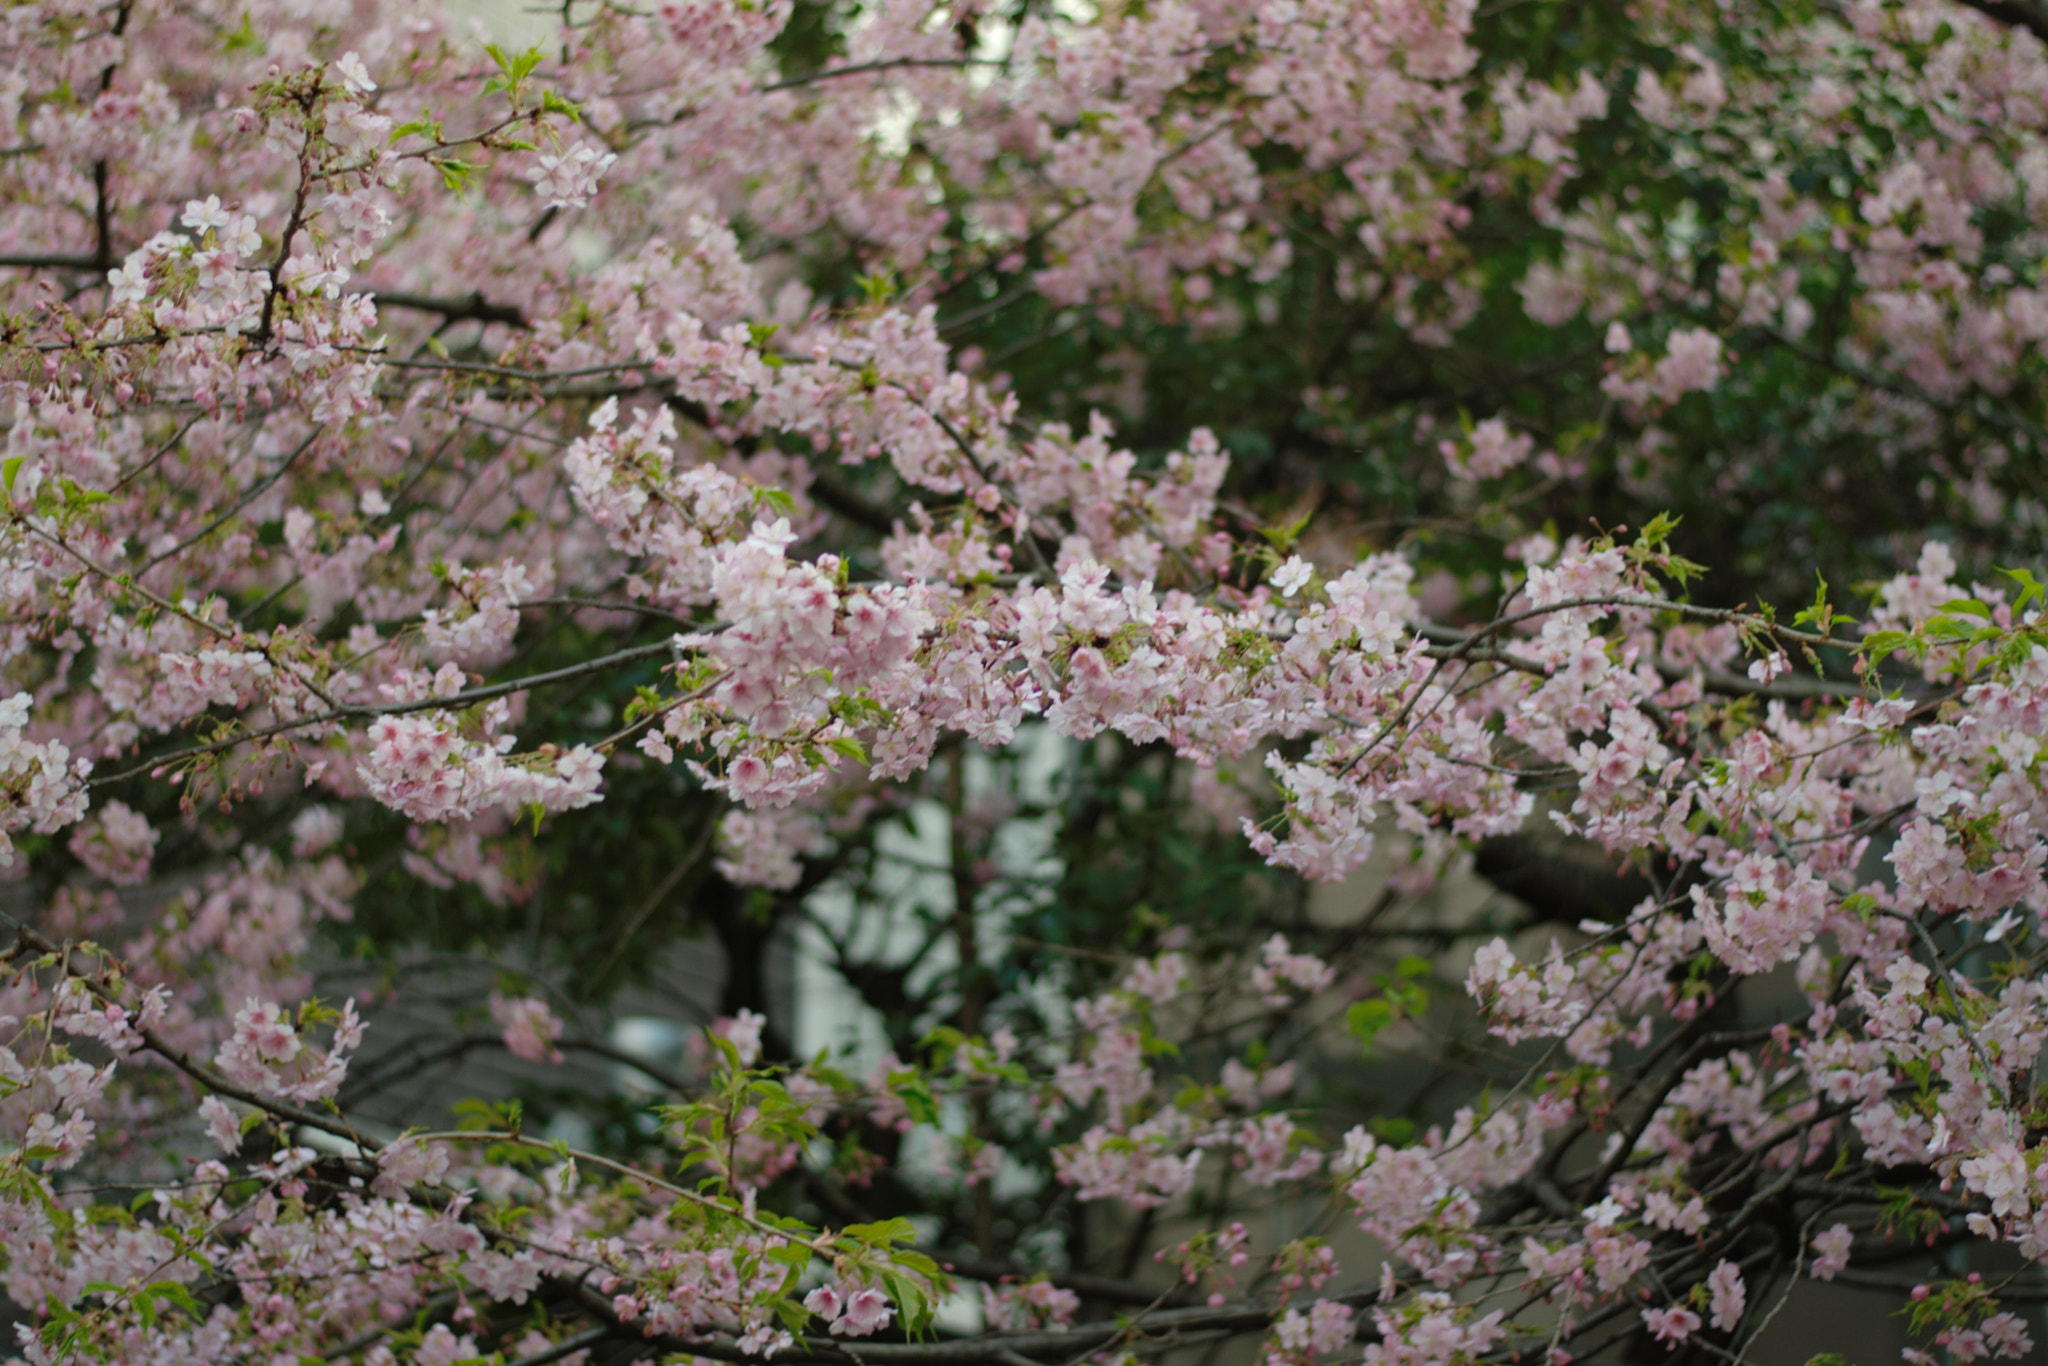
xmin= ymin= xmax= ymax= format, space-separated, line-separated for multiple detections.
xmin=809 ymin=470 xmax=899 ymax=534
xmin=565 ymin=1281 xmax=1368 ymax=1365
xmin=0 ymin=254 xmax=101 ymax=271
xmin=373 ymin=290 xmax=530 ymax=329
xmin=763 ymin=57 xmax=1001 ymax=92
xmin=942 ymin=1256 xmax=1187 ymax=1308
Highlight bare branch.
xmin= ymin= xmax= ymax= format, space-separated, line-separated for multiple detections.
xmin=373 ymin=289 xmax=530 ymax=328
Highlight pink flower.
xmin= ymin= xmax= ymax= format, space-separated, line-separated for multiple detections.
xmin=1809 ymin=1224 xmax=1852 ymax=1280
xmin=1652 ymin=328 xmax=1723 ymax=401
xmin=24 ymin=1110 xmax=94 ymax=1171
xmin=804 ymin=1285 xmax=844 ymax=1323
xmin=1705 ymin=1260 xmax=1745 ymax=1332
xmin=1642 ymin=1306 xmax=1699 ymax=1348
xmin=982 ymin=1279 xmax=1081 ymax=1333
xmin=1250 ymin=935 xmax=1335 ymax=1004
xmin=1123 ymin=952 xmax=1188 ymax=1004
xmin=809 ymin=1282 xmax=893 ymax=1337
xmin=1443 ymin=416 xmax=1536 ymax=479
xmin=1981 ymin=1312 xmax=2034 ymax=1359
xmin=199 ymin=1095 xmax=242 ymax=1156
xmin=714 ymin=1009 xmax=766 ymax=1067
xmin=1960 ymin=1144 xmax=2032 ymax=1217
xmin=218 ymin=1000 xmax=297 ymax=1075
xmin=372 ymin=1134 xmax=451 ymax=1199
xmin=490 ymin=993 xmax=565 ymax=1065
xmin=415 ymin=1324 xmax=477 ymax=1366
xmin=69 ymin=800 xmax=157 ymax=884
xmin=531 ymin=146 xmax=619 ymax=209
xmin=1308 ymin=1300 xmax=1355 ymax=1354
xmin=836 ymin=1286 xmax=894 ymax=1337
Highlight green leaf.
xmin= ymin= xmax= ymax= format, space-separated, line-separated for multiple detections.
xmin=1937 ymin=597 xmax=1993 ymax=619
xmin=434 ymin=157 xmax=478 ymax=194
xmin=2000 ymin=566 xmax=2045 ymax=613
xmin=1347 ymin=999 xmax=1395 ymax=1048
xmin=893 ymin=1076 xmax=939 ymax=1125
xmin=842 ymin=1216 xmax=920 ymax=1247
xmin=1637 ymin=510 xmax=1682 ymax=546
xmin=3 ymin=456 xmax=25 ymax=492
xmin=1258 ymin=509 xmax=1313 ymax=551
xmin=855 ymin=269 xmax=898 ymax=304
xmin=141 ymin=1280 xmax=200 ymax=1319
xmin=223 ymin=11 xmax=264 ymax=54
xmin=1792 ymin=572 xmax=1845 ymax=632
xmin=1369 ymin=1115 xmax=1415 ymax=1145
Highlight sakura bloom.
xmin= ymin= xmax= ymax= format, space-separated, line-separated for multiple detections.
xmin=1 ymin=0 xmax=2047 ymax=1363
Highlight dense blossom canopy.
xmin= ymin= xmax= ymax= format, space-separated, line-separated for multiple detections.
xmin=2 ymin=0 xmax=2048 ymax=1363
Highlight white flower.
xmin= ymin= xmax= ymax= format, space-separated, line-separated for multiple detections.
xmin=221 ymin=214 xmax=262 ymax=259
xmin=107 ymin=260 xmax=149 ymax=306
xmin=1272 ymin=555 xmax=1313 ymax=598
xmin=555 ymin=746 xmax=604 ymax=788
xmin=1582 ymin=1195 xmax=1627 ymax=1226
xmin=529 ymin=146 xmax=618 ymax=210
xmin=334 ymin=51 xmax=377 ymax=95
xmin=181 ymin=195 xmax=231 ymax=234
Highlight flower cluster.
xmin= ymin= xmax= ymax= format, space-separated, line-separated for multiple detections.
xmin=1 ymin=1 xmax=2047 ymax=1364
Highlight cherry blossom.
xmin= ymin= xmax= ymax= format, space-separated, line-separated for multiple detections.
xmin=0 ymin=0 xmax=2044 ymax=1362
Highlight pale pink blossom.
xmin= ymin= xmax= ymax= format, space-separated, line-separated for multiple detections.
xmin=490 ymin=993 xmax=566 ymax=1065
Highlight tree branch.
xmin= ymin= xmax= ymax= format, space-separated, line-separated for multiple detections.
xmin=0 ymin=254 xmax=101 ymax=271
xmin=373 ymin=290 xmax=530 ymax=329
xmin=941 ymin=1256 xmax=1186 ymax=1308
xmin=809 ymin=470 xmax=900 ymax=534
xmin=565 ymin=1280 xmax=1364 ymax=1365
xmin=0 ymin=912 xmax=378 ymax=1149
xmin=86 ymin=636 xmax=692 ymax=789
xmin=762 ymin=57 xmax=1001 ymax=92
